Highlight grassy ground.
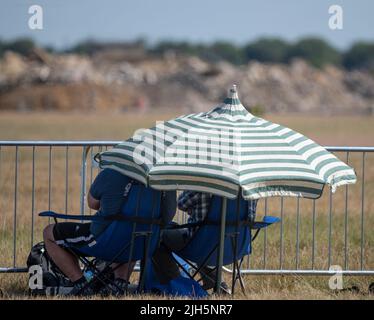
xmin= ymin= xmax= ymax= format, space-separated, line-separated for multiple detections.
xmin=0 ymin=111 xmax=373 ymax=300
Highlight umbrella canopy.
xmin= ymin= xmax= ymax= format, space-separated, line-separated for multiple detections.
xmin=96 ymin=85 xmax=356 ymax=200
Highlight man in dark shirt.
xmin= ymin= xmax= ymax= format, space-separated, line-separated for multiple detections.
xmin=161 ymin=190 xmax=258 ymax=293
xmin=43 ymin=168 xmax=140 ymax=295
xmin=89 ymin=168 xmax=133 ymax=236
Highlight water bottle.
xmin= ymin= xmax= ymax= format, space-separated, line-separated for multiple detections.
xmin=84 ymin=270 xmax=94 ymax=282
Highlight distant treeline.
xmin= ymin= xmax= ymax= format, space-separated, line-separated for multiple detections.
xmin=150 ymin=38 xmax=374 ymax=71
xmin=1 ymin=37 xmax=374 ymax=71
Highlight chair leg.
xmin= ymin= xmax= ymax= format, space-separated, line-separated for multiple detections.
xmin=228 ymin=234 xmax=238 ymax=295
xmin=234 ymin=258 xmax=246 ymax=294
xmin=226 ymin=230 xmax=247 ymax=295
xmin=197 ymin=266 xmax=217 ymax=289
xmin=86 ymin=267 xmax=115 ymax=293
xmin=170 ymin=253 xmax=196 ymax=282
xmin=125 ymin=232 xmax=137 ymax=291
xmin=168 ymin=251 xmax=229 ymax=294
xmin=87 ymin=242 xmax=132 ymax=295
xmin=169 ymin=249 xmax=216 ymax=288
xmin=190 ymin=244 xmax=218 ymax=278
xmin=72 ymin=255 xmax=121 ymax=295
xmin=138 ymin=232 xmax=152 ymax=293
xmin=186 ymin=247 xmax=222 ymax=291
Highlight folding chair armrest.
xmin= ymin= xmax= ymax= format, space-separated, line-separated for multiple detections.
xmin=251 ymin=215 xmax=281 ymax=230
xmin=163 ymin=216 xmax=280 ymax=230
xmin=38 ymin=211 xmax=103 ymax=221
xmin=162 ymin=221 xmax=203 ymax=230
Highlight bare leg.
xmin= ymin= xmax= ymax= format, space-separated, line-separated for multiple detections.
xmin=112 ymin=262 xmax=136 ymax=281
xmin=43 ymin=224 xmax=83 ymax=282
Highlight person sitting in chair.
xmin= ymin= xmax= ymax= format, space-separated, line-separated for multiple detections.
xmin=43 ymin=168 xmax=174 ymax=296
xmin=161 ymin=190 xmax=258 ymax=293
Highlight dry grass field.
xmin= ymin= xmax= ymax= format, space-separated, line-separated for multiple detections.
xmin=0 ymin=111 xmax=373 ymax=300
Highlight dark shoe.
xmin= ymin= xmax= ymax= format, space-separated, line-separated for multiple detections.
xmin=201 ymin=266 xmax=217 ymax=290
xmin=99 ymin=278 xmax=136 ymax=296
xmin=68 ymin=279 xmax=95 ymax=297
xmin=337 ymin=285 xmax=360 ymax=294
xmin=202 ymin=280 xmax=232 ymax=295
xmin=220 ymin=281 xmax=232 ymax=295
xmin=369 ymin=282 xmax=374 ymax=294
xmin=199 ymin=266 xmax=231 ymax=295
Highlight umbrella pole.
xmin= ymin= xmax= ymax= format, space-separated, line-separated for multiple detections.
xmin=215 ymin=197 xmax=227 ymax=293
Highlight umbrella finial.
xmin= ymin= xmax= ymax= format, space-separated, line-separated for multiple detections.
xmin=228 ymin=84 xmax=239 ymax=100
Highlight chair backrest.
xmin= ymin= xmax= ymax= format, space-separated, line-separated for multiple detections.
xmin=177 ymin=195 xmax=252 ymax=266
xmin=78 ymin=183 xmax=162 ymax=263
xmin=160 ymin=191 xmax=177 ymax=224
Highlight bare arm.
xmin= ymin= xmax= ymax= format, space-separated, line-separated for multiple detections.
xmin=87 ymin=192 xmax=100 ymax=210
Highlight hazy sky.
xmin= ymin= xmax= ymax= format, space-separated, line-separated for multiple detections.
xmin=1 ymin=0 xmax=373 ymax=50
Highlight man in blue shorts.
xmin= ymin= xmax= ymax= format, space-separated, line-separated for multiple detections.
xmin=43 ymin=168 xmax=173 ymax=296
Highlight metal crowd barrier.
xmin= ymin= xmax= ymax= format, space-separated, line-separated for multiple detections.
xmin=0 ymin=142 xmax=373 ymax=276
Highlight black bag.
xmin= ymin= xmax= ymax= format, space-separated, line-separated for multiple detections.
xmin=26 ymin=242 xmax=73 ymax=295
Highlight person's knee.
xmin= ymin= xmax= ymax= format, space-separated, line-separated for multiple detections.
xmin=43 ymin=224 xmax=55 ymax=241
xmin=162 ymin=228 xmax=190 ymax=251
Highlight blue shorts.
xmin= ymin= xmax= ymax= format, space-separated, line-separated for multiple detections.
xmin=53 ymin=222 xmax=96 ymax=248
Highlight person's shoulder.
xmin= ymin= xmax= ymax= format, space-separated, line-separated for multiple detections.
xmin=178 ymin=190 xmax=194 ymax=198
xmin=180 ymin=190 xmax=210 ymax=196
xmin=98 ymin=168 xmax=130 ymax=183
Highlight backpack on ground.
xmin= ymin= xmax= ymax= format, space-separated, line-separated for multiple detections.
xmin=26 ymin=242 xmax=73 ymax=295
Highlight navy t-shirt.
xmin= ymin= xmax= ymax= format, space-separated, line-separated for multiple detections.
xmin=89 ymin=168 xmax=177 ymax=237
xmin=89 ymin=168 xmax=131 ymax=236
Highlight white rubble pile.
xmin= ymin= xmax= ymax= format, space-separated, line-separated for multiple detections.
xmin=0 ymin=49 xmax=373 ymax=114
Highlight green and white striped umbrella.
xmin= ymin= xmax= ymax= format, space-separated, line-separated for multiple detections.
xmin=96 ymin=85 xmax=356 ymax=200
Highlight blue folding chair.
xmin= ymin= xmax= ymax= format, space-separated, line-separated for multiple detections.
xmin=39 ymin=181 xmax=165 ymax=294
xmin=164 ymin=195 xmax=280 ymax=294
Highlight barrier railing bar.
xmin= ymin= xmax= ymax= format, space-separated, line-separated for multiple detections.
xmin=0 ymin=141 xmax=121 ymax=147
xmin=80 ymin=146 xmax=89 ymax=216
xmin=0 ymin=142 xmax=373 ymax=152
xmin=65 ymin=146 xmax=69 ymax=215
xmin=48 ymin=146 xmax=52 ymax=224
xmin=98 ymin=146 xmax=103 ymax=173
xmin=263 ymin=198 xmax=268 ymax=269
xmin=31 ymin=146 xmax=35 ymax=248
xmin=311 ymin=199 xmax=316 ymax=270
xmin=222 ymin=268 xmax=374 ymax=276
xmin=48 ymin=146 xmax=52 ymax=212
xmin=328 ymin=188 xmax=332 ymax=268
xmin=246 ymin=243 xmax=251 ymax=270
xmin=13 ymin=146 xmax=18 ymax=268
xmin=296 ymin=197 xmax=300 ymax=270
xmin=344 ymin=152 xmax=349 ymax=270
xmin=279 ymin=197 xmax=284 ymax=270
xmin=361 ymin=152 xmax=366 ymax=270
xmin=89 ymin=147 xmax=94 ymax=215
